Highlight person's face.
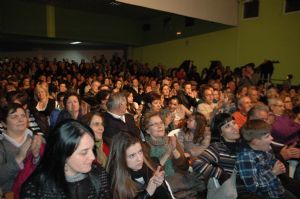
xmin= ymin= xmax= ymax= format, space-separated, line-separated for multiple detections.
xmin=162 ymin=86 xmax=170 ymax=96
xmin=169 ymin=99 xmax=179 ymax=112
xmin=126 ymin=142 xmax=144 ymax=171
xmin=255 ymin=110 xmax=271 ymax=124
xmin=23 ymin=78 xmax=30 ymax=87
xmin=104 ymin=78 xmax=110 ymax=86
xmin=187 ymin=116 xmax=196 ymax=130
xmin=91 ymin=82 xmax=100 ymax=93
xmin=59 ymin=84 xmax=67 ymax=93
xmin=151 ymin=99 xmax=161 ymax=112
xmin=146 ymin=115 xmax=165 ymax=139
xmin=116 ymin=81 xmax=122 ymax=89
xmin=65 ymin=134 xmax=95 ymax=177
xmin=118 ymin=98 xmax=127 ymax=115
xmin=213 ymin=90 xmax=220 ymax=101
xmin=6 ymin=108 xmax=28 ymax=134
xmin=290 ymin=89 xmax=296 ymax=97
xmin=127 ymin=93 xmax=134 ymax=104
xmin=253 ymin=133 xmax=273 ymax=152
xmin=249 ymin=90 xmax=259 ymax=103
xmin=145 ymin=86 xmax=152 ymax=93
xmin=220 ymin=120 xmax=240 ymax=142
xmin=173 ymin=83 xmax=180 ymax=91
xmin=227 ymin=81 xmax=236 ymax=92
xmin=133 ymin=79 xmax=139 ymax=87
xmin=66 ymin=96 xmax=80 ymax=113
xmin=272 ymin=100 xmax=285 ymax=116
xmin=204 ymin=89 xmax=214 ymax=104
xmin=184 ymin=84 xmax=192 ymax=95
xmin=150 ymin=81 xmax=156 ymax=89
xmin=101 ymin=95 xmax=110 ymax=105
xmin=240 ymin=97 xmax=252 ymax=113
xmin=283 ymin=97 xmax=293 ymax=110
xmin=37 ymin=88 xmax=47 ymax=100
xmin=90 ymin=115 xmax=104 ymax=141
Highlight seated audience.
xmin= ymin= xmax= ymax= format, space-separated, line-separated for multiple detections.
xmin=20 ymin=119 xmax=112 ymax=199
xmin=236 ymin=120 xmax=297 ymax=199
xmin=80 ymin=112 xmax=108 ymax=167
xmin=177 ymin=112 xmax=211 ymax=158
xmin=106 ymin=132 xmax=173 ymax=199
xmin=103 ymin=92 xmax=141 ymax=145
xmin=193 ymin=113 xmax=262 ymax=199
xmin=0 ymin=103 xmax=44 ymax=197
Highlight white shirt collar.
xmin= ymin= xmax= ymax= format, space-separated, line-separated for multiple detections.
xmin=2 ymin=129 xmax=33 ymax=147
xmin=107 ymin=111 xmax=126 ymax=123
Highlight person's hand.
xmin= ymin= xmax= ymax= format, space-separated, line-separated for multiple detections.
xmin=272 ymin=160 xmax=286 ymax=175
xmin=168 ymin=136 xmax=177 ymax=152
xmin=31 ymin=134 xmax=43 ymax=158
xmin=146 ymin=166 xmax=165 ymax=196
xmin=15 ymin=137 xmax=32 ymax=165
xmin=280 ymin=143 xmax=300 ymax=160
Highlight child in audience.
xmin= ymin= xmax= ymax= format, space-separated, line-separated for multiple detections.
xmin=236 ymin=119 xmax=297 ymax=199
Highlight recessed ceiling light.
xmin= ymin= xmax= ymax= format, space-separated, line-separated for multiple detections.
xmin=110 ymin=2 xmax=121 ymax=6
xmin=70 ymin=41 xmax=82 ymax=45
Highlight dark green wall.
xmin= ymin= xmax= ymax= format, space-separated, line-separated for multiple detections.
xmin=0 ymin=0 xmax=142 ymax=45
xmin=0 ymin=0 xmax=46 ymax=37
xmin=55 ymin=7 xmax=142 ymax=45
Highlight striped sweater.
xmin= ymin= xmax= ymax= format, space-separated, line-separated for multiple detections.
xmin=192 ymin=140 xmax=238 ymax=181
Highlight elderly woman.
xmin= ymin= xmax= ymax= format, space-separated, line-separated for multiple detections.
xmin=142 ymin=111 xmax=189 ymax=177
xmin=0 ymin=103 xmax=43 ymax=197
xmin=20 ymin=119 xmax=112 ymax=198
xmin=142 ymin=112 xmax=201 ymax=199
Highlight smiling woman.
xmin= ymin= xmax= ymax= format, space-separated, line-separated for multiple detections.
xmin=0 ymin=103 xmax=44 ymax=198
xmin=20 ymin=119 xmax=112 ymax=199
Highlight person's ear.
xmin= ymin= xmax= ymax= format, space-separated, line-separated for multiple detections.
xmin=251 ymin=138 xmax=259 ymax=146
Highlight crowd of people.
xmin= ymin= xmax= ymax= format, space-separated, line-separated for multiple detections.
xmin=1 ymin=54 xmax=300 ymax=199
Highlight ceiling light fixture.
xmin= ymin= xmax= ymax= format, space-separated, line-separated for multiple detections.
xmin=70 ymin=41 xmax=82 ymax=45
xmin=110 ymin=1 xmax=121 ymax=6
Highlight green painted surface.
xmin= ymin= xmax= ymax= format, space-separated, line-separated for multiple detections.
xmin=133 ymin=0 xmax=300 ymax=84
xmin=0 ymin=0 xmax=46 ymax=37
xmin=55 ymin=7 xmax=142 ymax=45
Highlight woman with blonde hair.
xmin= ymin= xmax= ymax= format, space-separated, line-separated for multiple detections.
xmin=31 ymin=82 xmax=55 ymax=118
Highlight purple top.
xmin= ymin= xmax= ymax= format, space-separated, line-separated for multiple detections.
xmin=271 ymin=115 xmax=300 ymax=145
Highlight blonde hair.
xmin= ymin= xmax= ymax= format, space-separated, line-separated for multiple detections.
xmin=34 ymin=82 xmax=49 ymax=101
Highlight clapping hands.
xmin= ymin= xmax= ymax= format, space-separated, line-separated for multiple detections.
xmin=146 ymin=166 xmax=165 ymax=196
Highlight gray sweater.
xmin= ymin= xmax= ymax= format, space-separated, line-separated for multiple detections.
xmin=0 ymin=130 xmax=33 ymax=193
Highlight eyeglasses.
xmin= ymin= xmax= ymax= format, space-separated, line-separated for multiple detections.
xmin=148 ymin=121 xmax=164 ymax=127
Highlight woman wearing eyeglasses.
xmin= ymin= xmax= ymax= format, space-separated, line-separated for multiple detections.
xmin=142 ymin=111 xmax=189 ymax=177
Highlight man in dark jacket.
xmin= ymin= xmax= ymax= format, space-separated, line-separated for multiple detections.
xmin=103 ymin=92 xmax=141 ymax=145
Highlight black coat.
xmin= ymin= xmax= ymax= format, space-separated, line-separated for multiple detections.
xmin=103 ymin=112 xmax=141 ymax=145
